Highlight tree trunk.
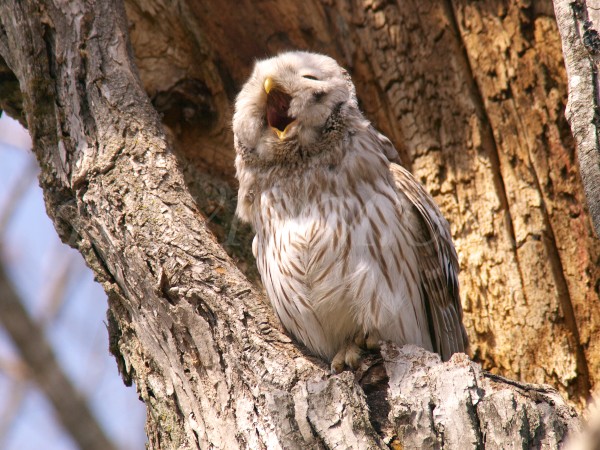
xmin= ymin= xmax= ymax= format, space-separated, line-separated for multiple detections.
xmin=0 ymin=0 xmax=594 ymax=448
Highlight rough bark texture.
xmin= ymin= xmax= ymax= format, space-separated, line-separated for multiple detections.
xmin=0 ymin=0 xmax=594 ymax=448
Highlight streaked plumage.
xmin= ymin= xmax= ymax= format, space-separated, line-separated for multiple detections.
xmin=233 ymin=51 xmax=467 ymax=371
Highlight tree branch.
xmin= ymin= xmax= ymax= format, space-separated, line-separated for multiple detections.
xmin=0 ymin=362 xmax=27 ymax=448
xmin=0 ymin=262 xmax=117 ymax=450
xmin=554 ymin=0 xmax=600 ymax=237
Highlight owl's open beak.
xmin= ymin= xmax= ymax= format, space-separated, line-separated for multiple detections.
xmin=264 ymin=77 xmax=297 ymax=140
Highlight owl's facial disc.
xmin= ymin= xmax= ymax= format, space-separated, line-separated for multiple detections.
xmin=264 ymin=77 xmax=297 ymax=140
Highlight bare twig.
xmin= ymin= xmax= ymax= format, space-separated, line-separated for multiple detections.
xmin=0 ymin=354 xmax=29 ymax=445
xmin=0 ymin=379 xmax=27 ymax=447
xmin=39 ymin=251 xmax=76 ymax=324
xmin=0 ymin=259 xmax=117 ymax=450
xmin=0 ymin=159 xmax=37 ymax=238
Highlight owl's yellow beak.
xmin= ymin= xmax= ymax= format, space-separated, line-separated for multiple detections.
xmin=272 ymin=123 xmax=296 ymax=140
xmin=264 ymin=77 xmax=274 ymax=94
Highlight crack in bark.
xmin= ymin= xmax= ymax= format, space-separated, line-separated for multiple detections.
xmin=0 ymin=54 xmax=24 ymax=122
xmin=468 ymin=366 xmax=486 ymax=449
xmin=530 ymin=167 xmax=591 ymax=397
xmin=89 ymin=240 xmax=120 ymax=284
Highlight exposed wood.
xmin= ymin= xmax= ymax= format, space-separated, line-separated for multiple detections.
xmin=450 ymin=0 xmax=600 ymax=409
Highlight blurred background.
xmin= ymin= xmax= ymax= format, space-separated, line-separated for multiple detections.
xmin=0 ymin=113 xmax=146 ymax=450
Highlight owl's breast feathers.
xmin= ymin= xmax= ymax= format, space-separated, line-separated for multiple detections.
xmin=249 ymin=126 xmax=467 ymax=361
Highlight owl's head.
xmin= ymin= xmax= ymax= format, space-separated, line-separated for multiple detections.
xmin=233 ymin=51 xmax=358 ymax=160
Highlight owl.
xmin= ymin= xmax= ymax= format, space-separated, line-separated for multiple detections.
xmin=233 ymin=51 xmax=468 ymax=372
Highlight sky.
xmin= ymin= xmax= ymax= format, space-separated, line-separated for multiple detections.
xmin=0 ymin=114 xmax=147 ymax=450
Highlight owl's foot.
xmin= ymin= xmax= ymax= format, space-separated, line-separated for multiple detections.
xmin=331 ymin=341 xmax=362 ymax=374
xmin=353 ymin=330 xmax=381 ymax=352
xmin=330 ymin=331 xmax=381 ymax=374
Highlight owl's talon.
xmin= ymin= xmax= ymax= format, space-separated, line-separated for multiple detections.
xmin=344 ymin=342 xmax=363 ymax=369
xmin=330 ymin=355 xmax=345 ymax=374
xmin=354 ymin=334 xmax=366 ymax=348
xmin=331 ymin=331 xmax=382 ymax=373
xmin=331 ymin=341 xmax=363 ymax=373
xmin=354 ymin=331 xmax=381 ymax=351
xmin=365 ymin=331 xmax=381 ymax=350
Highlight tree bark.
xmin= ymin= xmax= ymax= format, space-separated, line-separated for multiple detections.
xmin=553 ymin=0 xmax=600 ymax=239
xmin=0 ymin=0 xmax=594 ymax=448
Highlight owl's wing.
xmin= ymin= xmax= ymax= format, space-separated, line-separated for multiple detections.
xmin=367 ymin=125 xmax=402 ymax=164
xmin=389 ymin=163 xmax=468 ymax=360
